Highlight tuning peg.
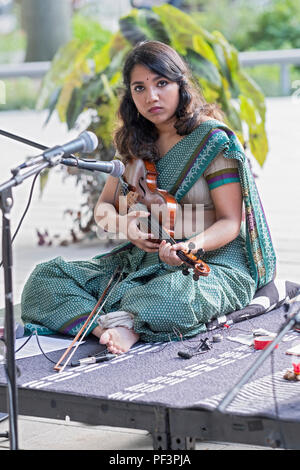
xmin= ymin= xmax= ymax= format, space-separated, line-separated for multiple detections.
xmin=196 ymin=248 xmax=205 ymax=258
xmin=187 ymin=242 xmax=196 ymax=254
xmin=196 ymin=262 xmax=205 ymax=271
xmin=193 ymin=272 xmax=200 ymax=281
xmin=182 ymin=267 xmax=190 ymax=276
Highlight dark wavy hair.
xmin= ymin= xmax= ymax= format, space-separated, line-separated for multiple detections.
xmin=114 ymin=40 xmax=223 ymax=162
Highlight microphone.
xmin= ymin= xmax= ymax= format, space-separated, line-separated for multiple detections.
xmin=43 ymin=131 xmax=98 ymax=160
xmin=16 ymin=131 xmax=99 ymax=170
xmin=61 ymin=157 xmax=125 ymax=177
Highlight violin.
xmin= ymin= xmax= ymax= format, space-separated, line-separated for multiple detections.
xmin=116 ymin=157 xmax=210 ymax=281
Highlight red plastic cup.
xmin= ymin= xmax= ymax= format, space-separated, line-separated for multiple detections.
xmin=254 ymin=336 xmax=278 ymax=350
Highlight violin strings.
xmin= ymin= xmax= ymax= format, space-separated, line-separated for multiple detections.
xmin=120 ymin=178 xmax=209 ymax=276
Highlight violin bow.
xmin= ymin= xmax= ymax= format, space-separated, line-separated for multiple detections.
xmin=0 ymin=129 xmax=126 ymax=370
xmin=54 ymin=266 xmax=122 ymax=372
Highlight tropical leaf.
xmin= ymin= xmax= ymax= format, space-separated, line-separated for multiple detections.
xmin=93 ymin=42 xmax=111 ymax=74
xmin=197 ymin=77 xmax=219 ymax=103
xmin=119 ymin=13 xmax=147 ymax=45
xmin=97 ymin=100 xmax=119 ymax=148
xmin=248 ymin=121 xmax=269 ymax=167
xmin=192 ymin=34 xmax=220 ymax=68
xmin=212 ymin=30 xmax=240 ymax=77
xmin=186 ymin=48 xmax=221 ymax=88
xmin=235 ymin=69 xmax=267 ymax=120
xmin=38 ymin=4 xmax=269 ymax=243
xmin=120 ymin=8 xmax=169 ymax=45
xmin=72 ymin=13 xmax=112 ymax=51
xmin=66 ymin=87 xmax=86 ymax=130
xmin=152 ymin=3 xmax=209 ymax=54
xmin=40 ymin=4 xmax=268 ymax=166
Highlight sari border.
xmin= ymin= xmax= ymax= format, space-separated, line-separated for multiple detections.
xmin=59 ymin=314 xmax=91 ymax=335
xmin=169 ymin=128 xmax=225 ymax=196
xmin=164 ymin=120 xmax=276 ymax=289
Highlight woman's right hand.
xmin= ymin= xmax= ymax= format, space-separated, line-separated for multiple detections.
xmin=119 ymin=210 xmax=160 ymax=252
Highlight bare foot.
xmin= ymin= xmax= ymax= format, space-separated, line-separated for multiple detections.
xmin=99 ymin=327 xmax=139 ymax=354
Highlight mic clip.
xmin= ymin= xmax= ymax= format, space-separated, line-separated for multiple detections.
xmin=43 ymin=148 xmax=65 ymax=166
xmin=11 ymin=149 xmax=64 ymax=176
xmin=178 ymin=338 xmax=212 ymax=359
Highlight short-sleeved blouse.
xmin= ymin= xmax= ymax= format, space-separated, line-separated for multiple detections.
xmin=180 ymin=152 xmax=239 ymax=209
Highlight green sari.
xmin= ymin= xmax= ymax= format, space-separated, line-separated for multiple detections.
xmin=21 ymin=120 xmax=276 ymax=342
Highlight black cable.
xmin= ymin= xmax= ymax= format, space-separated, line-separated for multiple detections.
xmin=145 ymin=335 xmax=173 ymax=355
xmin=0 ymin=168 xmax=42 ymax=268
xmin=0 ymin=329 xmax=73 ymax=444
xmin=172 ymin=326 xmax=214 ymax=359
xmin=14 ymin=333 xmax=34 ymax=353
xmin=0 ymin=168 xmax=43 ymax=447
xmin=34 ymin=331 xmax=65 ymax=366
xmin=12 ymin=330 xmax=69 ymax=367
xmin=0 ymin=327 xmax=71 ymax=443
xmin=0 ymin=133 xmax=70 ymax=446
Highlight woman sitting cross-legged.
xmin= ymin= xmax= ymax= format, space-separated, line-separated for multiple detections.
xmin=21 ymin=40 xmax=276 ymax=354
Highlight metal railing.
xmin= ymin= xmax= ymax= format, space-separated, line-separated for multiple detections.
xmin=0 ymin=48 xmax=300 ymax=95
xmin=239 ymin=48 xmax=300 ymax=96
xmin=0 ymin=61 xmax=51 ymax=79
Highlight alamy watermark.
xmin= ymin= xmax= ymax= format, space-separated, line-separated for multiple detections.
xmin=0 ymin=81 xmax=6 ymax=105
xmin=95 ymin=198 xmax=205 ymax=242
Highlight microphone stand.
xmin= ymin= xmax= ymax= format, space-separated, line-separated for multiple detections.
xmin=0 ymin=152 xmax=63 ymax=450
xmin=217 ymin=300 xmax=300 ymax=414
xmin=0 ymin=128 xmax=111 ymax=448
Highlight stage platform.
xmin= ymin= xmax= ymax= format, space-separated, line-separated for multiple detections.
xmin=1 ymin=300 xmax=300 ymax=450
xmin=1 ymin=101 xmax=300 ymax=450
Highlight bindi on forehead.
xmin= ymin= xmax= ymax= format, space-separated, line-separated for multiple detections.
xmin=130 ymin=64 xmax=165 ymax=84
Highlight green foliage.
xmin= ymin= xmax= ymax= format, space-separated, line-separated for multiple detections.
xmin=1 ymin=78 xmax=40 ymax=111
xmin=0 ymin=29 xmax=25 ymax=57
xmin=245 ymin=0 xmax=300 ymax=51
xmin=186 ymin=0 xmax=300 ymax=52
xmin=189 ymin=0 xmax=261 ymax=52
xmin=38 ymin=4 xmax=269 ymax=242
xmin=72 ymin=13 xmax=113 ymax=55
xmin=40 ymin=4 xmax=268 ymax=165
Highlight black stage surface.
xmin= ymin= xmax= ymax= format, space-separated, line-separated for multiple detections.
xmin=1 ymin=293 xmax=300 ymax=450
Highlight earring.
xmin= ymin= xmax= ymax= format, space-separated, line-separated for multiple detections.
xmin=137 ymin=111 xmax=140 ymax=119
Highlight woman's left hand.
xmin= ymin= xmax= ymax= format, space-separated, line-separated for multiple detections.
xmin=158 ymin=240 xmax=190 ymax=266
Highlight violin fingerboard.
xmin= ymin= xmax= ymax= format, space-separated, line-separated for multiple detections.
xmin=120 ymin=179 xmax=129 ymax=196
xmin=132 ymin=202 xmax=173 ymax=241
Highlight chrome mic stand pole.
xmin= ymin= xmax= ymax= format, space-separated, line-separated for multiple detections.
xmin=0 ymin=153 xmax=63 ymax=450
xmin=217 ymin=300 xmax=300 ymax=414
xmin=0 ymin=185 xmax=18 ymax=449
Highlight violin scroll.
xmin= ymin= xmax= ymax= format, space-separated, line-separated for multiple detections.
xmin=176 ymin=243 xmax=210 ymax=281
xmin=119 ymin=157 xmax=210 ymax=281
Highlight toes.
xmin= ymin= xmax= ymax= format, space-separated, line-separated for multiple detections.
xmin=99 ymin=331 xmax=110 ymax=345
xmin=110 ymin=345 xmax=123 ymax=355
xmin=99 ymin=327 xmax=137 ymax=355
xmin=109 ymin=344 xmax=124 ymax=355
xmin=100 ymin=332 xmax=121 ymax=354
